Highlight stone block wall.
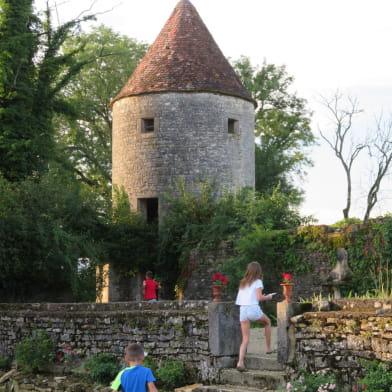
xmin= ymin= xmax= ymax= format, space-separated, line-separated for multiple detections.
xmin=112 ymin=92 xmax=255 ymax=219
xmin=288 ymin=299 xmax=392 ymax=386
xmin=181 ymin=244 xmax=334 ymax=302
xmin=0 ymin=301 xmax=241 ymax=383
xmin=183 ymin=242 xmax=235 ymax=301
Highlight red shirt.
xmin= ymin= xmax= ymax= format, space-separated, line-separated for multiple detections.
xmin=144 ymin=279 xmax=159 ymax=300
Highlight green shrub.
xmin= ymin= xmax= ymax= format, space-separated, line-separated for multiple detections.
xmin=15 ymin=330 xmax=55 ymax=373
xmin=143 ymin=356 xmax=157 ymax=373
xmin=356 ymin=360 xmax=392 ymax=392
xmin=84 ymin=353 xmax=121 ymax=385
xmin=331 ymin=217 xmax=361 ymax=228
xmin=0 ymin=355 xmax=11 ymax=370
xmin=156 ymin=359 xmax=186 ymax=390
xmin=280 ymin=370 xmax=338 ymax=392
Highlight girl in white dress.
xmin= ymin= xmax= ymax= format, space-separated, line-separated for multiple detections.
xmin=235 ymin=261 xmax=273 ymax=371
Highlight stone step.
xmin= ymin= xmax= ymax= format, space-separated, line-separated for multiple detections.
xmin=194 ymin=384 xmax=279 ymax=392
xmin=245 ymin=354 xmax=284 ymax=371
xmin=219 ymin=368 xmax=286 ymax=390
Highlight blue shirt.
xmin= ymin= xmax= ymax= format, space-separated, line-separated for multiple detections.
xmin=111 ymin=365 xmax=156 ymax=392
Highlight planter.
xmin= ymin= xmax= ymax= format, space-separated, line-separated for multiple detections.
xmin=280 ymin=283 xmax=294 ymax=303
xmin=212 ymin=284 xmax=225 ymax=302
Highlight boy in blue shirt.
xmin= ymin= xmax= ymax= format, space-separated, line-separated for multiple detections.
xmin=111 ymin=343 xmax=158 ymax=392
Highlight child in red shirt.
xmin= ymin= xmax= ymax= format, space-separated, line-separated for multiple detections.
xmin=143 ymin=271 xmax=161 ymax=301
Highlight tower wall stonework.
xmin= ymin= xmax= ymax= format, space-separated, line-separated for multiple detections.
xmin=112 ymin=92 xmax=255 ymax=214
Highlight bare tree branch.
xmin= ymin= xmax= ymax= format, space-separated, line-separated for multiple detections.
xmin=363 ymin=115 xmax=392 ymax=220
xmin=318 ymin=91 xmax=366 ymax=219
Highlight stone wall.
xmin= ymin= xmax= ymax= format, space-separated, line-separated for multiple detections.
xmin=182 ymin=242 xmax=235 ymax=301
xmin=180 ymin=226 xmax=361 ymax=302
xmin=0 ymin=301 xmax=241 ymax=384
xmin=280 ymin=299 xmax=392 ymax=386
xmin=181 ymin=243 xmax=334 ymax=302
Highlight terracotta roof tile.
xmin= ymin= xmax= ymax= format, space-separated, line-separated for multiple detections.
xmin=111 ymin=0 xmax=253 ymax=105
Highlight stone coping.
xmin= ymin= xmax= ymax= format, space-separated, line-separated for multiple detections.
xmin=0 ymin=300 xmax=210 ymax=312
xmin=296 ymin=310 xmax=392 ymax=322
xmin=331 ymin=298 xmax=392 ymax=311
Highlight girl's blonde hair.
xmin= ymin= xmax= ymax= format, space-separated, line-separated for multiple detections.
xmin=239 ymin=261 xmax=262 ymax=289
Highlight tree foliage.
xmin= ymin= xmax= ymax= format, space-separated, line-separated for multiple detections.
xmin=0 ymin=171 xmax=104 ymax=301
xmin=0 ymin=0 xmax=95 ymax=181
xmin=233 ymin=56 xmax=314 ymax=202
xmin=0 ymin=4 xmax=155 ymax=301
xmin=55 ymin=26 xmax=148 ymax=196
xmin=105 ymin=187 xmax=157 ymax=273
xmin=157 ymin=179 xmax=303 ymax=295
xmin=0 ymin=173 xmax=159 ymax=301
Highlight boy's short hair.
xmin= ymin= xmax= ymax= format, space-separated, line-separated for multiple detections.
xmin=125 ymin=343 xmax=144 ymax=361
xmin=146 ymin=271 xmax=153 ymax=279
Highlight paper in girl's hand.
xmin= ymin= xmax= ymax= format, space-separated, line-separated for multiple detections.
xmin=268 ymin=293 xmax=277 ymax=296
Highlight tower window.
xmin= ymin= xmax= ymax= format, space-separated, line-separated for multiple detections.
xmin=142 ymin=118 xmax=155 ymax=133
xmin=137 ymin=198 xmax=159 ymax=223
xmin=228 ymin=118 xmax=239 ymax=134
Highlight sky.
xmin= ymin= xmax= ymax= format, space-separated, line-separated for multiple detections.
xmin=36 ymin=0 xmax=392 ymax=224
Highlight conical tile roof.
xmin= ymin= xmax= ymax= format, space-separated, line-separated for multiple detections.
xmin=112 ymin=0 xmax=253 ymax=105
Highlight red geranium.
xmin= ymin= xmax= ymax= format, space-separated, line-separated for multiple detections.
xmin=213 ymin=273 xmax=229 ymax=285
xmin=282 ymin=272 xmax=293 ymax=283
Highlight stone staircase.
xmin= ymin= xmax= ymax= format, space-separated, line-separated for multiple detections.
xmin=194 ymin=328 xmax=287 ymax=392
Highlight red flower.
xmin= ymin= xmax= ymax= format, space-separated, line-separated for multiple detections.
xmin=361 ymin=386 xmax=367 ymax=390
xmin=353 ymin=387 xmax=357 ymax=391
xmin=57 ymin=353 xmax=63 ymax=359
xmin=213 ymin=273 xmax=228 ymax=285
xmin=282 ymin=272 xmax=293 ymax=283
xmin=213 ymin=273 xmax=222 ymax=281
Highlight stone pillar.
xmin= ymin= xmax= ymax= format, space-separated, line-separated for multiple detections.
xmin=96 ymin=264 xmax=144 ymax=302
xmin=208 ymin=302 xmax=241 ymax=368
xmin=277 ymin=302 xmax=311 ymax=363
xmin=96 ymin=264 xmax=109 ymax=303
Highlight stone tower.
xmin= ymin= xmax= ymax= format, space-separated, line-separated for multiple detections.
xmin=111 ymin=0 xmax=255 ymax=222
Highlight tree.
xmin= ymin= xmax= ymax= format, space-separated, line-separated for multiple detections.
xmin=157 ymin=179 xmax=302 ymax=297
xmin=0 ymin=0 xmax=40 ymax=180
xmin=55 ymin=26 xmax=148 ymax=197
xmin=0 ymin=0 xmax=94 ymax=181
xmin=363 ymin=115 xmax=392 ymax=221
xmin=232 ymin=56 xmax=314 ymax=203
xmin=0 ymin=171 xmax=105 ymax=301
xmin=320 ymin=92 xmax=392 ymax=221
xmin=319 ymin=91 xmax=366 ymax=219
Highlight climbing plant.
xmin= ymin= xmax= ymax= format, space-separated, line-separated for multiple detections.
xmin=157 ymin=179 xmax=303 ymax=296
xmin=287 ymin=217 xmax=392 ymax=296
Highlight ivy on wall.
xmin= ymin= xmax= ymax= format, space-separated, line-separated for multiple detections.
xmin=156 ymin=179 xmax=392 ymax=299
xmin=157 ymin=180 xmax=303 ymax=296
xmin=287 ymin=217 xmax=392 ymax=296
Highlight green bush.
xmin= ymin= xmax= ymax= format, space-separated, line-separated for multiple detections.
xmin=143 ymin=356 xmax=157 ymax=373
xmin=158 ymin=180 xmax=303 ymax=296
xmin=15 ymin=331 xmax=55 ymax=373
xmin=156 ymin=359 xmax=186 ymax=390
xmin=84 ymin=353 xmax=121 ymax=385
xmin=356 ymin=360 xmax=392 ymax=392
xmin=0 ymin=355 xmax=11 ymax=370
xmin=280 ymin=370 xmax=338 ymax=392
